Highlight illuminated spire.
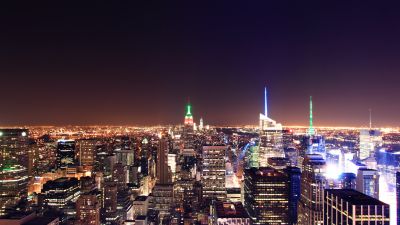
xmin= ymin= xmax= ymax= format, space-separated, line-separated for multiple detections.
xmin=308 ymin=96 xmax=315 ymax=136
xmin=264 ymin=86 xmax=268 ymax=117
xmin=184 ymin=99 xmax=193 ymax=125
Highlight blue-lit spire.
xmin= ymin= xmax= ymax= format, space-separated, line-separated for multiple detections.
xmin=264 ymin=86 xmax=268 ymax=117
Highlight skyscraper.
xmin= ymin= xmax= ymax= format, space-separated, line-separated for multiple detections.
xmin=298 ymin=154 xmax=326 ymax=225
xmin=359 ymin=129 xmax=382 ymax=160
xmin=0 ymin=164 xmax=29 ymax=216
xmin=243 ymin=167 xmax=289 ymax=224
xmin=56 ymin=140 xmax=77 ymax=169
xmin=284 ymin=166 xmax=301 ymax=225
xmin=184 ymin=101 xmax=194 ymax=126
xmin=0 ymin=129 xmax=29 ymax=216
xmin=324 ymin=189 xmax=390 ymax=225
xmin=202 ymin=145 xmax=227 ymax=201
xmin=156 ymin=138 xmax=172 ymax=184
xmin=397 ymin=171 xmax=400 ymax=225
xmin=77 ymin=139 xmax=97 ymax=166
xmin=76 ymin=194 xmax=101 ymax=225
xmin=259 ymin=86 xmax=283 ymax=166
xmin=356 ymin=168 xmax=379 ymax=199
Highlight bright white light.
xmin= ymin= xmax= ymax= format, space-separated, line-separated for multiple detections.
xmin=325 ymin=164 xmax=341 ymax=179
xmin=0 ymin=131 xmax=3 ymax=136
xmin=21 ymin=132 xmax=27 ymax=137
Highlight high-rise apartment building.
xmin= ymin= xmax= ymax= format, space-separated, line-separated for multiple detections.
xmin=77 ymin=139 xmax=97 ymax=166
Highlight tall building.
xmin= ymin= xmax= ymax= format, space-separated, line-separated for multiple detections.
xmin=184 ymin=101 xmax=194 ymax=126
xmin=356 ymin=168 xmax=379 ymax=199
xmin=152 ymin=184 xmax=174 ymax=220
xmin=157 ymin=138 xmax=172 ymax=184
xmin=259 ymin=86 xmax=283 ymax=166
xmin=324 ymin=189 xmax=390 ymax=225
xmin=397 ymin=171 xmax=400 ymax=225
xmin=0 ymin=129 xmax=29 ymax=216
xmin=285 ymin=166 xmax=301 ymax=225
xmin=0 ymin=129 xmax=29 ymax=168
xmin=202 ymin=145 xmax=226 ymax=201
xmin=77 ymin=139 xmax=97 ymax=166
xmin=301 ymin=97 xmax=326 ymax=158
xmin=76 ymin=194 xmax=101 ymax=225
xmin=0 ymin=164 xmax=29 ymax=216
xmin=56 ymin=140 xmax=77 ymax=169
xmin=102 ymin=182 xmax=119 ymax=224
xmin=243 ymin=167 xmax=289 ymax=224
xmin=359 ymin=129 xmax=382 ymax=160
xmin=298 ymin=154 xmax=326 ymax=225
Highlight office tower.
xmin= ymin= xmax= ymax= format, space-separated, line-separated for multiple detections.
xmin=0 ymin=164 xmax=29 ymax=216
xmin=202 ymin=145 xmax=227 ymax=201
xmin=0 ymin=129 xmax=29 ymax=168
xmin=38 ymin=177 xmax=80 ymax=212
xmin=356 ymin=168 xmax=379 ymax=199
xmin=157 ymin=138 xmax=172 ymax=184
xmin=285 ymin=166 xmax=301 ymax=225
xmin=112 ymin=163 xmax=127 ymax=191
xmin=397 ymin=171 xmax=400 ymax=225
xmin=102 ymin=182 xmax=118 ymax=223
xmin=77 ymin=139 xmax=97 ymax=166
xmin=324 ymin=189 xmax=390 ymax=225
xmin=76 ymin=194 xmax=101 ymax=225
xmin=152 ymin=184 xmax=174 ymax=220
xmin=259 ymin=86 xmax=283 ymax=166
xmin=243 ymin=167 xmax=289 ymax=224
xmin=359 ymin=129 xmax=382 ymax=160
xmin=184 ymin=101 xmax=194 ymax=125
xmin=56 ymin=140 xmax=77 ymax=169
xmin=298 ymin=154 xmax=326 ymax=225
xmin=209 ymin=201 xmax=251 ymax=225
xmin=339 ymin=172 xmax=356 ymax=189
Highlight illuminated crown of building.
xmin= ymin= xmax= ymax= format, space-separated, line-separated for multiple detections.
xmin=184 ymin=101 xmax=194 ymax=125
xmin=259 ymin=86 xmax=282 ymax=130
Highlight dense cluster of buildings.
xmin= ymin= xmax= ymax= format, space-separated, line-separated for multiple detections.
xmin=0 ymin=87 xmax=398 ymax=224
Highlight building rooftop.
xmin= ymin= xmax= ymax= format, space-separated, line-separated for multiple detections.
xmin=325 ymin=189 xmax=388 ymax=206
xmin=214 ymin=202 xmax=249 ymax=219
xmin=134 ymin=195 xmax=148 ymax=201
xmin=245 ymin=167 xmax=285 ymax=178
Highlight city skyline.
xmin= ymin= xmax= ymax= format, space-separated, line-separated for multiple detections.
xmin=2 ymin=2 xmax=400 ymax=126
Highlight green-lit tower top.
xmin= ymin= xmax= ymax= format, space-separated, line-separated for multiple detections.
xmin=184 ymin=101 xmax=194 ymax=125
xmin=308 ymin=96 xmax=315 ymax=136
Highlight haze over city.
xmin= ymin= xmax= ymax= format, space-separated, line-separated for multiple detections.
xmin=1 ymin=2 xmax=400 ymax=126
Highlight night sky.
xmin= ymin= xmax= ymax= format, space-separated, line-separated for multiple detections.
xmin=1 ymin=2 xmax=400 ymax=127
